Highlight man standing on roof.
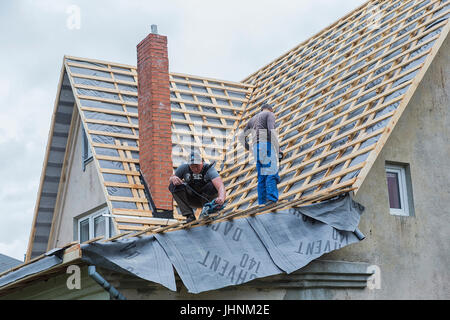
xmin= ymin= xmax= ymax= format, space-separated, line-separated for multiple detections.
xmin=169 ymin=150 xmax=226 ymax=223
xmin=238 ymin=103 xmax=283 ymax=206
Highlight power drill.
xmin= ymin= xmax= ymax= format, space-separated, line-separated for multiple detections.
xmin=199 ymin=199 xmax=225 ymax=219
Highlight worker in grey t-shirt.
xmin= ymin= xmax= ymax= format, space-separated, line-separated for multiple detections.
xmin=169 ymin=150 xmax=226 ymax=223
xmin=238 ymin=103 xmax=283 ymax=205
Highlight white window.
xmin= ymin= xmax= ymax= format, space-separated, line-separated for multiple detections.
xmin=77 ymin=207 xmax=112 ymax=242
xmin=385 ymin=164 xmax=410 ymax=216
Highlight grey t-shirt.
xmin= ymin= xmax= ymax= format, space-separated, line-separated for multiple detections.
xmin=239 ymin=110 xmax=279 ymax=151
xmin=245 ymin=110 xmax=276 ymax=133
xmin=174 ymin=163 xmax=220 ymax=183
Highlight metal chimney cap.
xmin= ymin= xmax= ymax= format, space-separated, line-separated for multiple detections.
xmin=151 ymin=25 xmax=158 ymax=34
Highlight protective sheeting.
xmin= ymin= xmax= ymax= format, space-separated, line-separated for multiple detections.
xmin=246 ymin=210 xmax=362 ymax=274
xmin=80 ymin=235 xmax=176 ymax=291
xmin=288 ymin=193 xmax=364 ymax=232
xmin=156 ymin=194 xmax=364 ymax=293
xmin=155 ymin=218 xmax=284 ymax=293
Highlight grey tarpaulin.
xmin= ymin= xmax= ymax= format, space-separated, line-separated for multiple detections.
xmin=80 ymin=235 xmax=176 ymax=291
xmin=156 ymin=193 xmax=364 ymax=293
xmin=247 ymin=210 xmax=362 ymax=274
xmin=155 ymin=217 xmax=284 ymax=294
xmin=291 ymin=193 xmax=364 ymax=231
xmin=0 ymin=249 xmax=63 ymax=288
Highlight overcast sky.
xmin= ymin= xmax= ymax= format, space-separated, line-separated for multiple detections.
xmin=0 ymin=0 xmax=366 ymax=261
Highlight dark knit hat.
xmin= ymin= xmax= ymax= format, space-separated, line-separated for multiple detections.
xmin=261 ymin=103 xmax=272 ymax=110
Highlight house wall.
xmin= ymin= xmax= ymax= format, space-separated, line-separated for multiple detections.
xmin=322 ymin=33 xmax=450 ymax=299
xmin=50 ymin=113 xmax=107 ymax=248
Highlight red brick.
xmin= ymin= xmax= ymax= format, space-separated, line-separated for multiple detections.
xmin=137 ymin=31 xmax=173 ymax=211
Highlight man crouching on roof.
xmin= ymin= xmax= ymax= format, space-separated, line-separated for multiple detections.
xmin=168 ymin=150 xmax=226 ymax=223
xmin=238 ymin=103 xmax=283 ymax=206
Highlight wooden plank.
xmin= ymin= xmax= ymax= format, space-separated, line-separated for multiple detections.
xmin=100 ymin=168 xmax=141 ymax=176
xmin=91 ymin=142 xmax=139 ymax=151
xmin=108 ymin=196 xmax=148 ymax=203
xmin=80 ymin=106 xmax=138 ymax=118
xmin=171 ymin=118 xmax=235 ymax=129
xmin=169 ymin=101 xmax=242 ymax=119
xmin=65 ymin=55 xmax=136 ymax=72
xmin=73 ymin=83 xmax=138 ymax=96
xmin=69 ymin=72 xmax=137 ymax=86
xmin=66 ymin=61 xmax=136 ymax=77
xmin=77 ymin=94 xmax=138 ymax=107
xmin=87 ymin=130 xmax=138 ymax=140
xmin=114 ymin=216 xmax=178 ymax=226
xmin=112 ymin=208 xmax=153 ymax=216
xmin=116 ymin=224 xmax=149 ymax=231
xmin=84 ymin=118 xmax=139 ymax=129
xmin=170 ymin=71 xmax=255 ymax=89
xmin=96 ymin=154 xmax=139 ymax=163
xmin=171 ymin=87 xmax=248 ymax=102
xmin=104 ymin=181 xmax=145 ymax=189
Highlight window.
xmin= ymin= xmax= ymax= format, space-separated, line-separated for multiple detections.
xmin=77 ymin=207 xmax=113 ymax=242
xmin=385 ymin=163 xmax=413 ymax=216
xmin=82 ymin=124 xmax=93 ymax=171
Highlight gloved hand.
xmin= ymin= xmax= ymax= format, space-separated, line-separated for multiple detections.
xmin=278 ymin=151 xmax=284 ymax=161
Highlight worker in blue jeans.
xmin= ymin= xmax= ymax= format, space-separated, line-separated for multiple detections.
xmin=254 ymin=141 xmax=280 ymax=204
xmin=238 ymin=103 xmax=283 ymax=205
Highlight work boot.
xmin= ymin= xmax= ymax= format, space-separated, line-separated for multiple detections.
xmin=265 ymin=200 xmax=277 ymax=206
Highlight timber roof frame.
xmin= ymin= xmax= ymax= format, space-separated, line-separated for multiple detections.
xmin=25 ymin=0 xmax=449 ymax=261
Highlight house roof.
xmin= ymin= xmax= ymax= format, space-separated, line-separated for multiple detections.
xmin=26 ymin=0 xmax=449 ymax=260
xmin=0 ymin=254 xmax=22 ymax=273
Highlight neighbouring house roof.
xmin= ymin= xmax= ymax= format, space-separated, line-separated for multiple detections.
xmin=0 ymin=254 xmax=22 ymax=273
xmin=26 ymin=0 xmax=449 ymax=260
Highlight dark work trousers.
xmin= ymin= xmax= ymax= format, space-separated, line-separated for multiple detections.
xmin=169 ymin=182 xmax=218 ymax=217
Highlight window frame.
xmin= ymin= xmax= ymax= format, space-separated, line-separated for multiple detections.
xmin=77 ymin=207 xmax=111 ymax=242
xmin=385 ymin=164 xmax=410 ymax=216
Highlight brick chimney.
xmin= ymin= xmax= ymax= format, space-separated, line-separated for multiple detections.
xmin=137 ymin=26 xmax=173 ymax=211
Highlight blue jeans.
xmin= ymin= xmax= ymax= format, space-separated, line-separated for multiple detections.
xmin=253 ymin=142 xmax=280 ymax=205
